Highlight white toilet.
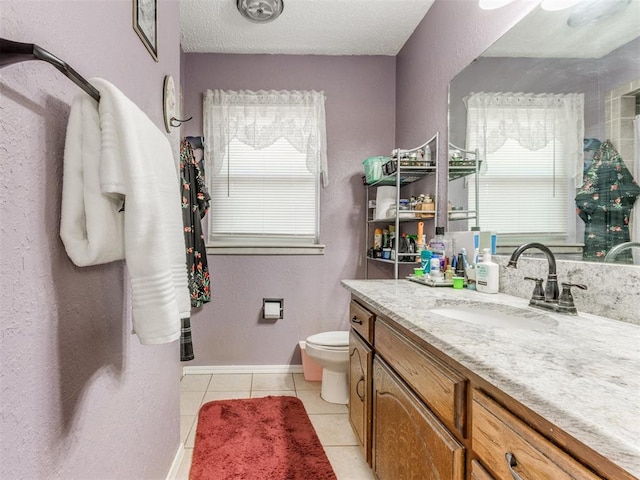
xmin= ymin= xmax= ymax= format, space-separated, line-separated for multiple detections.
xmin=304 ymin=331 xmax=350 ymax=404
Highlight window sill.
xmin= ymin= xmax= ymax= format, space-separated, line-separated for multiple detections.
xmin=206 ymin=244 xmax=325 ymax=255
xmin=496 ymin=242 xmax=583 ymax=255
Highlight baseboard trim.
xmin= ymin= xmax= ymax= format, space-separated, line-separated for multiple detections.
xmin=183 ymin=364 xmax=304 ymax=375
xmin=165 ymin=442 xmax=185 ymax=480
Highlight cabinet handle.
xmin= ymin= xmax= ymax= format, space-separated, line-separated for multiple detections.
xmin=356 ymin=375 xmax=365 ymax=402
xmin=351 ymin=315 xmax=363 ymax=325
xmin=505 ymin=453 xmax=524 ymax=480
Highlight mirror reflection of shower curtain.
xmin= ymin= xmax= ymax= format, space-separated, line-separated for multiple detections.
xmin=633 ymin=115 xmax=640 ymax=264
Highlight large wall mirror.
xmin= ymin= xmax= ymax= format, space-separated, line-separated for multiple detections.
xmin=448 ymin=0 xmax=640 ymax=265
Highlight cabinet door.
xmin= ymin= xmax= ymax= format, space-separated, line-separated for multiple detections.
xmin=472 ymin=389 xmax=602 ymax=480
xmin=349 ymin=330 xmax=373 ymax=465
xmin=375 ymin=318 xmax=467 ymax=439
xmin=470 ymin=460 xmax=496 ymax=480
xmin=373 ymin=358 xmax=464 ymax=480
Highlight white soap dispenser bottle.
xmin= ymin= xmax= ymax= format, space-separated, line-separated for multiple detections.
xmin=476 ymin=248 xmax=499 ymax=294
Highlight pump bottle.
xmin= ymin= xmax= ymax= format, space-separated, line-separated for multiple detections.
xmin=476 ymin=248 xmax=499 ymax=294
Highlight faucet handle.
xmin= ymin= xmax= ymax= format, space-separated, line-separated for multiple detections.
xmin=558 ymin=283 xmax=587 ymax=313
xmin=524 ymin=277 xmax=545 ymax=301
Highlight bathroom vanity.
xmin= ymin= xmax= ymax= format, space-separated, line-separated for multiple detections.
xmin=343 ymin=279 xmax=639 ymax=480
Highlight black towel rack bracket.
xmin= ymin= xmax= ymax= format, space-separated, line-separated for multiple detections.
xmin=170 ymin=116 xmax=193 ymax=127
xmin=0 ymin=38 xmax=100 ymax=102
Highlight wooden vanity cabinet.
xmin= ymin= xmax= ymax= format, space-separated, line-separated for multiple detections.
xmin=471 ymin=389 xmax=601 ymax=480
xmin=373 ymin=357 xmax=465 ymax=480
xmin=346 ymin=294 xmax=632 ymax=480
xmin=348 ymin=299 xmax=374 ymax=465
xmin=470 ymin=460 xmax=495 ymax=480
xmin=349 ymin=329 xmax=372 ymax=464
xmin=350 ymin=299 xmax=374 ymax=343
xmin=375 ymin=318 xmax=467 ymax=439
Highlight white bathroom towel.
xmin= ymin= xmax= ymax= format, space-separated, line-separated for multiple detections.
xmin=61 ymin=78 xmax=190 ymax=345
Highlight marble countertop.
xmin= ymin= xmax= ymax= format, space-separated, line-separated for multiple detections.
xmin=341 ymin=279 xmax=640 ymax=478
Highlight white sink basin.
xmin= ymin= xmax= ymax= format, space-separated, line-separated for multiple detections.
xmin=430 ymin=304 xmax=558 ymax=330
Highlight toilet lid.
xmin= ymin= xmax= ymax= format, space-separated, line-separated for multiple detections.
xmin=306 ymin=331 xmax=349 ymax=347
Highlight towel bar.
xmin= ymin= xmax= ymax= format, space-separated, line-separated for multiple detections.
xmin=0 ymin=37 xmax=100 ymax=102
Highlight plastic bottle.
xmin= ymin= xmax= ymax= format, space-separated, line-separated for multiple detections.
xmin=429 ymin=255 xmax=443 ymax=281
xmin=476 ymin=248 xmax=499 ymax=294
xmin=455 ymin=253 xmax=465 ymax=278
xmin=420 ymin=250 xmax=432 ymax=271
xmin=424 ymin=145 xmax=432 ymax=165
xmin=444 ymin=265 xmax=454 ymax=281
xmin=374 ymin=229 xmax=383 ymax=249
xmin=428 ymin=227 xmax=448 ymax=271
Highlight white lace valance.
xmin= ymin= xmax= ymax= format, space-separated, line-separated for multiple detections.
xmin=464 ymin=91 xmax=584 ymax=184
xmin=203 ymin=89 xmax=328 ymax=187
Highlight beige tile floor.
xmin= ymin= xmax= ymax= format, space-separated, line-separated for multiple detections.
xmin=176 ymin=373 xmax=375 ymax=480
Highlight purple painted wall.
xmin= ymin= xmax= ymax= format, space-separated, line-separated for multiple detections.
xmin=1 ymin=1 xmax=182 ymax=479
xmin=0 ymin=0 xmax=558 ymax=474
xmin=395 ymin=0 xmax=540 ymax=223
xmin=182 ymin=53 xmax=396 ymax=366
xmin=179 ymin=1 xmax=545 ymax=366
xmin=449 ymin=37 xmax=640 ymax=148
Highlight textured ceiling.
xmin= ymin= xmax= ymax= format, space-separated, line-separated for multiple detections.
xmin=484 ymin=0 xmax=640 ymax=58
xmin=180 ymin=0 xmax=435 ymax=55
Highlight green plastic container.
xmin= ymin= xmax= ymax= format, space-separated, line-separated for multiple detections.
xmin=363 ymin=156 xmax=388 ymax=184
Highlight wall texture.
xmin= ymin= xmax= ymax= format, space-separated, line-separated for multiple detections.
xmin=449 ymin=37 xmax=640 ymax=148
xmin=396 ymin=0 xmax=640 ymax=324
xmin=0 ymin=1 xmax=182 ymax=479
xmin=182 ymin=53 xmax=396 ymax=366
xmin=395 ymin=0 xmax=540 ymax=223
xmin=179 ymin=1 xmax=543 ymax=367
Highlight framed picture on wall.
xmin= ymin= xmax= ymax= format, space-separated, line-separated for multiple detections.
xmin=133 ymin=0 xmax=158 ymax=62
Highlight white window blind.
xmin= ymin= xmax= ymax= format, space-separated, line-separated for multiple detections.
xmin=465 ymin=92 xmax=584 ymax=241
xmin=468 ymin=138 xmax=568 ymax=236
xmin=210 ymin=137 xmax=317 ymax=242
xmin=203 ymin=89 xmax=326 ymax=249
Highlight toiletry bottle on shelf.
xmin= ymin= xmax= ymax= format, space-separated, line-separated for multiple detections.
xmin=429 ymin=255 xmax=443 ymax=281
xmin=428 ymin=227 xmax=448 ymax=270
xmin=444 ymin=265 xmax=453 ymax=281
xmin=455 ymin=253 xmax=465 ymax=278
xmin=424 ymin=145 xmax=432 ymax=165
xmin=374 ymin=229 xmax=382 ymax=249
xmin=476 ymin=248 xmax=499 ymax=294
xmin=420 ymin=250 xmax=432 ymax=271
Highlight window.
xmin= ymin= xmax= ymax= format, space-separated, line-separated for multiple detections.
xmin=203 ymin=89 xmax=327 ymax=254
xmin=465 ymin=92 xmax=584 ymax=243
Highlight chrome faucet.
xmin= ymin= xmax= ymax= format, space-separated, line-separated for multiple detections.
xmin=603 ymin=241 xmax=640 ymax=263
xmin=507 ymin=242 xmax=586 ymax=315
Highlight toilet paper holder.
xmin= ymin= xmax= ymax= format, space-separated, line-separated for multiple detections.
xmin=262 ymin=298 xmax=284 ymax=320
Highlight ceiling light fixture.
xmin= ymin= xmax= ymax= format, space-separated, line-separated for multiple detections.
xmin=478 ymin=0 xmax=516 ymax=10
xmin=237 ymin=0 xmax=284 ymax=23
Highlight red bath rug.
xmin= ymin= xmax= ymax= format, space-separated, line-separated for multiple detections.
xmin=190 ymin=395 xmax=337 ymax=480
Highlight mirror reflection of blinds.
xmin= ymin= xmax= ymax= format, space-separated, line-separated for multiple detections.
xmin=210 ymin=138 xmax=317 ymax=239
xmin=468 ymin=138 xmax=568 ymax=236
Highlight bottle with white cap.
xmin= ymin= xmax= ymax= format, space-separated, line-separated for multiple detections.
xmin=476 ymin=248 xmax=499 ymax=294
